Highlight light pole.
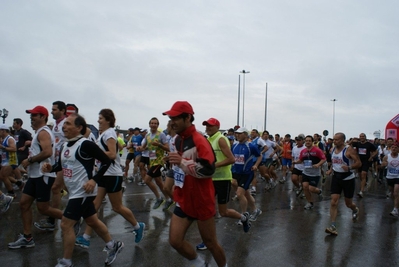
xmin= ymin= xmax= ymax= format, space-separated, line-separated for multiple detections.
xmin=237 ymin=75 xmax=240 ymax=127
xmin=331 ymin=99 xmax=337 ymax=136
xmin=264 ymin=83 xmax=268 ymax=131
xmin=240 ymin=70 xmax=250 ymax=127
xmin=0 ymin=108 xmax=9 ymax=124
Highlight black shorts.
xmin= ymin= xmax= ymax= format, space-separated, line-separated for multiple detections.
xmin=302 ymin=174 xmax=320 ymax=187
xmin=126 ymin=153 xmax=135 ymax=161
xmin=140 ymin=156 xmax=150 ymax=165
xmin=173 ymin=206 xmax=195 ymax=221
xmin=232 ymin=172 xmax=254 ymax=190
xmin=63 ymin=196 xmax=97 ymax=221
xmin=263 ymin=158 xmax=274 ymax=168
xmin=147 ymin=165 xmax=162 ymax=178
xmin=292 ymin=168 xmax=303 ymax=176
xmin=96 ymin=176 xmax=123 ymax=193
xmin=213 ymin=180 xmax=231 ymax=205
xmin=387 ymin=178 xmax=399 ymax=187
xmin=330 ymin=175 xmax=355 ymax=198
xmin=358 ymin=161 xmax=371 ymax=173
xmin=17 ymin=153 xmax=28 ymax=166
xmin=23 ymin=176 xmax=55 ymax=202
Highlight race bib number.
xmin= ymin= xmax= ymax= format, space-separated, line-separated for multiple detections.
xmin=149 ymin=150 xmax=157 ymax=160
xmin=173 ymin=165 xmax=185 ymax=188
xmin=304 ymin=160 xmax=313 ymax=168
xmin=358 ymin=148 xmax=367 ymax=155
xmin=388 ymin=167 xmax=399 ymax=175
xmin=235 ymin=154 xmax=245 ymax=165
xmin=62 ymin=164 xmax=73 ymax=178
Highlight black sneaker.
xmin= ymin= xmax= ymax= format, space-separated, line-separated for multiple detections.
xmin=242 ymin=212 xmax=251 ymax=233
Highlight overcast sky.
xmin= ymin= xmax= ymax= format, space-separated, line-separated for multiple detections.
xmin=1 ymin=1 xmax=398 ymax=139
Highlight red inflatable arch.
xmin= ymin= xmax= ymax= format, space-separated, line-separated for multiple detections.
xmin=385 ymin=114 xmax=399 ymax=141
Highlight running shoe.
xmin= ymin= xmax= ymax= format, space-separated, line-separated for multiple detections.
xmin=196 ymin=242 xmax=208 ymax=250
xmin=304 ymin=203 xmax=314 ymax=210
xmin=74 ymin=218 xmax=83 ymax=236
xmin=34 ymin=219 xmax=55 ymax=231
xmin=390 ymin=209 xmax=399 ymax=217
xmin=162 ymin=199 xmax=174 ymax=211
xmin=352 ymin=207 xmax=359 ymax=221
xmin=8 ymin=234 xmax=35 ymax=249
xmin=153 ymin=198 xmax=165 ymax=209
xmin=75 ymin=235 xmax=90 ymax=249
xmin=55 ymin=258 xmax=74 ymax=267
xmin=325 ymin=225 xmax=338 ymax=236
xmin=295 ymin=187 xmax=303 ymax=197
xmin=249 ymin=208 xmax=262 ymax=221
xmin=242 ymin=212 xmax=251 ymax=233
xmin=134 ymin=222 xmax=145 ymax=243
xmin=279 ymin=177 xmax=286 ymax=184
xmin=0 ymin=194 xmax=14 ymax=213
xmin=250 ymin=187 xmax=256 ymax=196
xmin=104 ymin=241 xmax=124 ymax=265
xmin=236 ymin=219 xmax=243 ymax=226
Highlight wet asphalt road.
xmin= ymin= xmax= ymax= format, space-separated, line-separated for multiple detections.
xmin=1 ymin=169 xmax=398 ymax=267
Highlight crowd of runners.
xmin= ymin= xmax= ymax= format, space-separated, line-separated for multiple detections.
xmin=0 ymin=100 xmax=398 ymax=267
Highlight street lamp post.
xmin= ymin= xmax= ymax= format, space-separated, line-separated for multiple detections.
xmin=264 ymin=83 xmax=268 ymax=130
xmin=239 ymin=70 xmax=250 ymax=127
xmin=0 ymin=108 xmax=9 ymax=124
xmin=237 ymin=75 xmax=240 ymax=127
xmin=331 ymin=99 xmax=337 ymax=136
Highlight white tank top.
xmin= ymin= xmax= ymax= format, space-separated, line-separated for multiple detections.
xmin=331 ymin=146 xmax=355 ymax=180
xmin=96 ymin=128 xmax=123 ymax=176
xmin=61 ymin=138 xmax=97 ymax=198
xmin=28 ymin=126 xmax=56 ymax=178
xmin=386 ymin=153 xmax=399 ymax=179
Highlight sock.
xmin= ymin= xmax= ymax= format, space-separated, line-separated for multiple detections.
xmin=240 ymin=214 xmax=247 ymax=221
xmin=133 ymin=223 xmax=140 ymax=230
xmin=24 ymin=233 xmax=32 ymax=239
xmin=106 ymin=240 xmax=115 ymax=249
xmin=189 ymin=255 xmax=205 ymax=267
xmin=83 ymin=234 xmax=91 ymax=240
xmin=62 ymin=258 xmax=72 ymax=266
xmin=331 ymin=222 xmax=336 ymax=227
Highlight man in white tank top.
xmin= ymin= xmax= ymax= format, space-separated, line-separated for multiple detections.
xmin=382 ymin=141 xmax=399 ymax=217
xmin=325 ymin=132 xmax=361 ymax=236
xmin=8 ymin=105 xmax=63 ymax=249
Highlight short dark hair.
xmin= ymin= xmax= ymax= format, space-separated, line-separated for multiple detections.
xmin=305 ymin=135 xmax=314 ymax=141
xmin=69 ymin=113 xmax=87 ymax=135
xmin=263 ymin=130 xmax=269 ymax=135
xmin=99 ymin=109 xmax=116 ymax=128
xmin=13 ymin=118 xmax=23 ymax=126
xmin=149 ymin=117 xmax=159 ymax=125
xmin=174 ymin=113 xmax=194 ymax=123
xmin=53 ymin=101 xmax=66 ymax=114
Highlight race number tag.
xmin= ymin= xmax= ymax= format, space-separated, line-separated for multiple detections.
xmin=149 ymin=150 xmax=157 ymax=160
xmin=358 ymin=148 xmax=367 ymax=155
xmin=304 ymin=160 xmax=313 ymax=168
xmin=62 ymin=164 xmax=73 ymax=178
xmin=235 ymin=154 xmax=245 ymax=165
xmin=388 ymin=167 xmax=399 ymax=175
xmin=173 ymin=165 xmax=185 ymax=188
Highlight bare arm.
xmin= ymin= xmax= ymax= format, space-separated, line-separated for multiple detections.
xmin=215 ymin=137 xmax=235 ymax=168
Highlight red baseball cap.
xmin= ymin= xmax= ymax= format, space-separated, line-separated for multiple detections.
xmin=163 ymin=101 xmax=194 ymax=117
xmin=202 ymin=118 xmax=220 ymax=127
xmin=26 ymin=105 xmax=49 ymax=117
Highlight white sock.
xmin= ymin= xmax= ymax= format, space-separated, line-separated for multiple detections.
xmin=62 ymin=258 xmax=72 ymax=266
xmin=83 ymin=234 xmax=91 ymax=240
xmin=133 ymin=223 xmax=140 ymax=230
xmin=189 ymin=255 xmax=205 ymax=267
xmin=106 ymin=240 xmax=115 ymax=249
